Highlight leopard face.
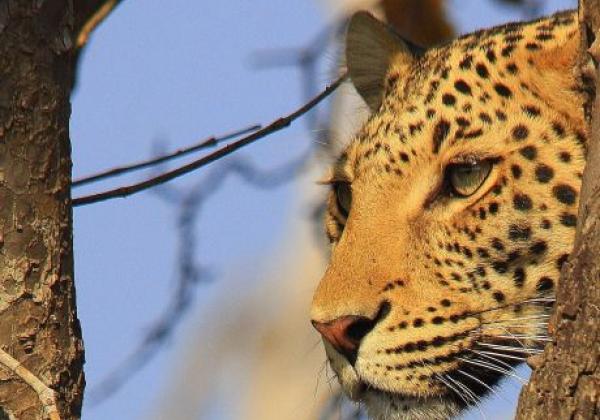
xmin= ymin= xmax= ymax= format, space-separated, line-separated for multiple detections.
xmin=311 ymin=10 xmax=585 ymax=420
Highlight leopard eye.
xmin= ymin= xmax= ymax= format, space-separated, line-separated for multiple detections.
xmin=334 ymin=182 xmax=352 ymax=217
xmin=447 ymin=160 xmax=492 ymax=197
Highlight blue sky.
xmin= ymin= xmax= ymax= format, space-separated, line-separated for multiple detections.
xmin=71 ymin=0 xmax=575 ymax=419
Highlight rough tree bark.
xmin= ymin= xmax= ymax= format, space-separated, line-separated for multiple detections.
xmin=0 ymin=1 xmax=84 ymax=419
xmin=516 ymin=1 xmax=600 ymax=418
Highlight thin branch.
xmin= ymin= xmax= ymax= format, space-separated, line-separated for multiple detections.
xmin=0 ymin=348 xmax=60 ymax=420
xmin=87 ymin=151 xmax=309 ymax=404
xmin=72 ymin=73 xmax=346 ymax=207
xmin=72 ymin=124 xmax=261 ymax=187
xmin=74 ymin=0 xmax=124 ymax=49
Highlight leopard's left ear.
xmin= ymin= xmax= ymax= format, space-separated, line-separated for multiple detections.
xmin=346 ymin=11 xmax=420 ymax=112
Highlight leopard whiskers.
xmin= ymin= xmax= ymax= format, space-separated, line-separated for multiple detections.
xmin=466 ymin=350 xmax=528 ymax=390
xmin=420 ymin=362 xmax=479 ymax=418
xmin=444 ymin=373 xmax=487 ymax=420
xmin=490 ymin=334 xmax=551 ymax=342
xmin=470 ymin=294 xmax=556 ymax=318
xmin=478 ymin=322 xmax=549 ymax=330
xmin=474 ymin=342 xmax=543 ymax=354
xmin=474 ymin=349 xmax=528 ymax=363
xmin=480 ymin=314 xmax=550 ymax=325
xmin=453 ymin=368 xmax=510 ymax=405
xmin=434 ymin=373 xmax=477 ymax=416
xmin=456 ymin=356 xmax=527 ymax=385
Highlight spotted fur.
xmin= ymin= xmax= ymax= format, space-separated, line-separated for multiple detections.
xmin=311 ymin=10 xmax=585 ymax=420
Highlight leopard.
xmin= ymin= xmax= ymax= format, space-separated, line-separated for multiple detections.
xmin=311 ymin=9 xmax=586 ymax=420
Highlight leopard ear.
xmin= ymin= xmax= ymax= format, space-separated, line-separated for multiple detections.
xmin=346 ymin=11 xmax=418 ymax=112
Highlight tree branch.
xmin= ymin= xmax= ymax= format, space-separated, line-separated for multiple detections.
xmin=72 ymin=124 xmax=261 ymax=187
xmin=74 ymin=0 xmax=123 ymax=49
xmin=87 ymin=151 xmax=310 ymax=404
xmin=72 ymin=74 xmax=346 ymax=207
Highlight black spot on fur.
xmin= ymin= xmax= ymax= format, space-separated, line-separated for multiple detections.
xmin=455 ymin=117 xmax=470 ymax=127
xmin=479 ymin=112 xmax=492 ymax=124
xmin=536 ymin=33 xmax=554 ymax=41
xmin=508 ymin=225 xmax=531 ymax=241
xmin=442 ymin=94 xmax=456 ymax=106
xmin=501 ymin=45 xmax=516 ymax=57
xmin=512 ymin=125 xmax=529 ymax=140
xmin=513 ymin=267 xmax=526 ymax=287
xmin=511 ymin=164 xmax=522 ymax=179
xmin=530 ymin=240 xmax=547 ymax=255
xmin=560 ymin=213 xmax=577 ymax=227
xmin=552 ymin=121 xmax=566 ymax=138
xmin=476 ymin=63 xmax=489 ymax=78
xmin=495 ymin=110 xmax=507 ymax=121
xmin=491 ymin=238 xmax=505 ymax=251
xmin=463 ymin=129 xmax=483 ymax=139
xmin=432 ymin=119 xmax=451 ymax=154
xmin=513 ymin=194 xmax=533 ymax=211
xmin=459 ymin=54 xmax=473 ymax=70
xmin=559 ymin=151 xmax=571 ymax=162
xmin=492 ymin=291 xmax=505 ymax=302
xmin=535 ymin=164 xmax=554 ymax=183
xmin=454 ymin=80 xmax=472 ymax=95
xmin=477 ymin=247 xmax=490 ymax=258
xmin=492 ymin=260 xmax=508 ymax=274
xmin=536 ymin=277 xmax=554 ymax=291
xmin=522 ymin=105 xmax=540 ymax=117
xmin=506 ymin=63 xmax=519 ymax=74
xmin=553 ymin=184 xmax=577 ymax=205
xmin=525 ymin=42 xmax=541 ymax=50
xmin=520 ymin=145 xmax=537 ymax=160
xmin=494 ymin=83 xmax=512 ymax=98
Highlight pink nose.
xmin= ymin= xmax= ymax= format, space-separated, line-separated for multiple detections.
xmin=312 ymin=315 xmax=375 ymax=364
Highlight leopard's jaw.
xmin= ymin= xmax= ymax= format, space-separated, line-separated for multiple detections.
xmin=313 ymin=9 xmax=584 ymax=418
xmin=324 ymin=342 xmax=462 ymax=420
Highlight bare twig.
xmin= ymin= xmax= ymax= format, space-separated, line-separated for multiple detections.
xmin=87 ymin=151 xmax=309 ymax=404
xmin=74 ymin=0 xmax=124 ymax=49
xmin=0 ymin=348 xmax=60 ymax=420
xmin=72 ymin=74 xmax=346 ymax=207
xmin=72 ymin=124 xmax=261 ymax=187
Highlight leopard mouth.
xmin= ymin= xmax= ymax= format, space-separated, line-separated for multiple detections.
xmin=355 ymin=379 xmax=463 ymax=420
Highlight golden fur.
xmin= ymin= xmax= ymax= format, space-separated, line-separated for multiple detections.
xmin=311 ymin=10 xmax=585 ymax=419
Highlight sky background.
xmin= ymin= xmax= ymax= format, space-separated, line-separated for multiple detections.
xmin=70 ymin=0 xmax=575 ymax=419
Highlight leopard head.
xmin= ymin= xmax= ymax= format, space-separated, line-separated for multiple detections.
xmin=311 ymin=10 xmax=585 ymax=419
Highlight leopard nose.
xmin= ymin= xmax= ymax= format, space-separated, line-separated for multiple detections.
xmin=311 ymin=315 xmax=376 ymax=365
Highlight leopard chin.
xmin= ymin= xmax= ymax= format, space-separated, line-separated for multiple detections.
xmin=362 ymin=391 xmax=461 ymax=420
xmin=325 ymin=342 xmax=462 ymax=420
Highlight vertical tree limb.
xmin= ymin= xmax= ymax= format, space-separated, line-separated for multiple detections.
xmin=0 ymin=1 xmax=84 ymax=419
xmin=515 ymin=1 xmax=600 ymax=418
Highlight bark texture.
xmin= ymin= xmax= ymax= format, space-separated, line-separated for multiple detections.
xmin=515 ymin=1 xmax=600 ymax=418
xmin=0 ymin=1 xmax=84 ymax=419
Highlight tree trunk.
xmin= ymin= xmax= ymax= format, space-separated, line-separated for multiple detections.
xmin=515 ymin=1 xmax=600 ymax=418
xmin=0 ymin=1 xmax=84 ymax=419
